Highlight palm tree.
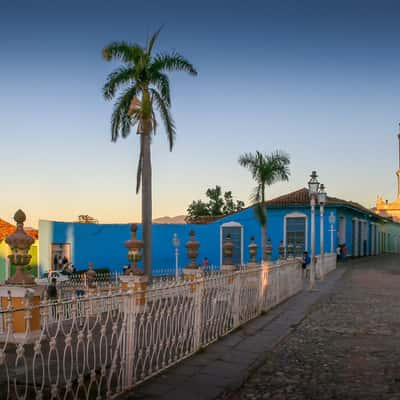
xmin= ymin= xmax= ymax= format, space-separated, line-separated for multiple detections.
xmin=239 ymin=151 xmax=290 ymax=260
xmin=102 ymin=30 xmax=197 ymax=278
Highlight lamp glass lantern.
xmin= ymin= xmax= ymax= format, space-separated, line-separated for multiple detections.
xmin=329 ymin=212 xmax=336 ymax=225
xmin=172 ymin=233 xmax=180 ymax=248
xmin=308 ymin=170 xmax=320 ymax=195
xmin=318 ymin=183 xmax=327 ymax=205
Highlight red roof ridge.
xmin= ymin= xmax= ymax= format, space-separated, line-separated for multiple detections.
xmin=264 ymin=187 xmax=379 ymax=218
xmin=0 ymin=218 xmax=38 ymax=241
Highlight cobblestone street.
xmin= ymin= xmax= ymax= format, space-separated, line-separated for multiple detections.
xmin=224 ymin=255 xmax=400 ymax=400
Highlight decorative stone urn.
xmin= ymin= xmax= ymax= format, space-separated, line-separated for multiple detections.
xmin=86 ymin=262 xmax=96 ymax=288
xmin=119 ymin=224 xmax=148 ymax=308
xmin=222 ymin=233 xmax=234 ymax=266
xmin=185 ymin=230 xmax=200 ymax=269
xmin=278 ymin=240 xmax=285 ymax=260
xmin=248 ymin=236 xmax=258 ymax=264
xmin=221 ymin=233 xmax=237 ymax=275
xmin=124 ymin=224 xmax=144 ymax=275
xmin=0 ymin=210 xmax=43 ymax=344
xmin=5 ymin=210 xmax=35 ymax=285
xmin=183 ymin=230 xmax=202 ymax=287
xmin=264 ymin=237 xmax=273 ymax=261
xmin=287 ymin=241 xmax=294 ymax=258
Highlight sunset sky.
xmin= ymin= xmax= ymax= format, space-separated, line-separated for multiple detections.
xmin=1 ymin=0 xmax=400 ymax=227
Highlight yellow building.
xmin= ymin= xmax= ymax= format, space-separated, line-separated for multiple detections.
xmin=375 ymin=125 xmax=400 ymax=222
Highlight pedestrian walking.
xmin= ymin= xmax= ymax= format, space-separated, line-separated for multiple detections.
xmin=57 ymin=255 xmax=63 ymax=270
xmin=342 ymin=244 xmax=347 ymax=261
xmin=47 ymin=277 xmax=58 ymax=300
xmin=302 ymin=251 xmax=311 ymax=279
xmin=201 ymin=257 xmax=209 ymax=272
xmin=47 ymin=278 xmax=58 ymax=320
xmin=62 ymin=255 xmax=69 ymax=267
xmin=336 ymin=245 xmax=341 ymax=262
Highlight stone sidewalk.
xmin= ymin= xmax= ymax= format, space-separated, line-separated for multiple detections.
xmin=122 ymin=260 xmax=348 ymax=400
xmin=223 ymin=255 xmax=400 ymax=400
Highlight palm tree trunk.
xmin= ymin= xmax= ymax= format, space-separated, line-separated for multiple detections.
xmin=141 ymin=132 xmax=152 ymax=279
xmin=262 ymin=220 xmax=267 ymax=262
xmin=261 ymin=185 xmax=266 ymax=262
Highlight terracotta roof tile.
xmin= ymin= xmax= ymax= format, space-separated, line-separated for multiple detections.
xmin=264 ymin=188 xmax=377 ymax=216
xmin=0 ymin=218 xmax=38 ymax=241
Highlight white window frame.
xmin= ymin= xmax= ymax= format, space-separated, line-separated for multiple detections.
xmin=283 ymin=212 xmax=308 ymax=251
xmin=220 ymin=221 xmax=244 ymax=266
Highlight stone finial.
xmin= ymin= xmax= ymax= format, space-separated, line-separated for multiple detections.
xmin=248 ymin=236 xmax=258 ymax=263
xmin=185 ymin=230 xmax=200 ymax=269
xmin=124 ymin=224 xmax=144 ymax=275
xmin=264 ymin=237 xmax=272 ymax=261
xmin=5 ymin=209 xmax=35 ymax=285
xmin=14 ymin=209 xmax=26 ymax=225
xmin=278 ymin=240 xmax=285 ymax=260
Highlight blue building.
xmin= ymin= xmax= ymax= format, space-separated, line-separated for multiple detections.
xmin=38 ymin=188 xmax=400 ymax=275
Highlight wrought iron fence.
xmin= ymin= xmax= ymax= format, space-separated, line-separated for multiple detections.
xmin=0 ymin=259 xmax=303 ymax=400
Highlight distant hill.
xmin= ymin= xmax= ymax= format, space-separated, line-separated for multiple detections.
xmin=152 ymin=215 xmax=186 ymax=224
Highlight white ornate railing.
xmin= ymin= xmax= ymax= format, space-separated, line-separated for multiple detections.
xmin=315 ymin=253 xmax=337 ymax=279
xmin=0 ymin=259 xmax=302 ymax=399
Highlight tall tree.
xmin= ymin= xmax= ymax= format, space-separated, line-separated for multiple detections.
xmin=223 ymin=191 xmax=245 ymax=214
xmin=239 ymin=151 xmax=290 ymax=260
xmin=102 ymin=30 xmax=197 ymax=277
xmin=206 ymin=186 xmax=224 ymax=216
xmin=186 ymin=185 xmax=245 ymax=221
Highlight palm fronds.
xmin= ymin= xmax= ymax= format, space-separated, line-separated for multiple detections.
xmin=152 ymin=52 xmax=198 ymax=75
xmin=102 ymin=30 xmax=197 ymax=191
xmin=239 ymin=150 xmax=291 ymax=227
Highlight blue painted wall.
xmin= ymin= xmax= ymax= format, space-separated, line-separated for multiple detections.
xmin=39 ymin=207 xmax=263 ymax=274
xmin=38 ymin=203 xmax=400 ymax=275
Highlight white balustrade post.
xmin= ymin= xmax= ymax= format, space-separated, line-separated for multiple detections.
xmin=232 ymin=270 xmax=241 ymax=328
xmin=175 ymin=247 xmax=179 ymax=280
xmin=124 ymin=285 xmax=135 ymax=389
xmin=193 ymin=275 xmax=204 ymax=351
xmin=258 ymin=264 xmax=264 ymax=315
xmin=277 ymin=263 xmax=281 ymax=303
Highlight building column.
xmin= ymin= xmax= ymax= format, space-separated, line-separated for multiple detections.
xmin=364 ymin=221 xmax=368 ymax=256
xmin=371 ymin=223 xmax=376 ymax=255
xmin=377 ymin=229 xmax=381 ymax=255
xmin=353 ymin=218 xmax=359 ymax=257
xmin=360 ymin=221 xmax=364 ymax=257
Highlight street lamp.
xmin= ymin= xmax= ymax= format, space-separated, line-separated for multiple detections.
xmin=328 ymin=212 xmax=336 ymax=254
xmin=172 ymin=233 xmax=180 ymax=280
xmin=308 ymin=171 xmax=320 ymax=289
xmin=318 ymin=183 xmax=327 ymax=256
xmin=318 ymin=183 xmax=327 ymax=280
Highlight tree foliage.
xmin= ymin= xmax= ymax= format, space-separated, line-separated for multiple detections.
xmin=186 ymin=186 xmax=245 ymax=220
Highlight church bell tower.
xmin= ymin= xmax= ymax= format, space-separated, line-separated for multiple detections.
xmin=375 ymin=124 xmax=400 ymax=222
xmin=397 ymin=124 xmax=400 ymax=198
